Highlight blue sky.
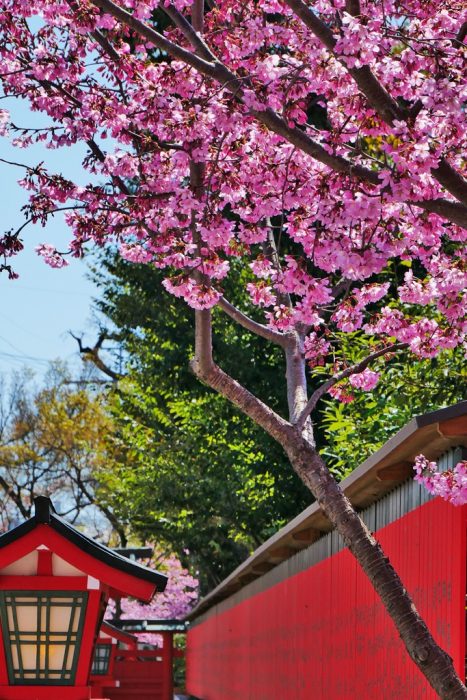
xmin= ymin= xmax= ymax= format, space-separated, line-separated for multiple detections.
xmin=0 ymin=98 xmax=101 ymax=381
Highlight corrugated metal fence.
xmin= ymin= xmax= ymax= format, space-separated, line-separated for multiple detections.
xmin=194 ymin=447 xmax=464 ymax=623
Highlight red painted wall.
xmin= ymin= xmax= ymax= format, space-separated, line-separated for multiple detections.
xmin=187 ymin=499 xmax=466 ymax=699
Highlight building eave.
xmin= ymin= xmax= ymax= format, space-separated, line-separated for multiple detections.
xmin=187 ymin=401 xmax=467 ymax=621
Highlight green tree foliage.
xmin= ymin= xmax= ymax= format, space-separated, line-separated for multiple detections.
xmin=91 ymin=254 xmax=310 ymax=591
xmin=320 ymin=338 xmax=466 ymax=478
xmin=90 ymin=253 xmax=465 ymax=591
xmin=0 ymin=364 xmax=125 ymax=540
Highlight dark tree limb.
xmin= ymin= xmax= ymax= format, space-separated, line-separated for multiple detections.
xmin=0 ymin=475 xmax=29 ymax=519
xmin=89 ymin=0 xmax=467 ymax=227
xmin=70 ymin=331 xmax=122 ymax=381
xmin=218 ymin=297 xmax=291 ymax=347
xmin=295 ymin=342 xmax=406 ymax=430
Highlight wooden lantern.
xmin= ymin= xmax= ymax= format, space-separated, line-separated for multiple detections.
xmin=0 ymin=497 xmax=167 ymax=700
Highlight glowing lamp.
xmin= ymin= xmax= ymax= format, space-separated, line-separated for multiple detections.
xmin=91 ymin=641 xmax=112 ymax=678
xmin=0 ymin=498 xmax=167 ymax=700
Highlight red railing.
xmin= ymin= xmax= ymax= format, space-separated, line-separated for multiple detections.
xmin=91 ymin=632 xmax=182 ymax=700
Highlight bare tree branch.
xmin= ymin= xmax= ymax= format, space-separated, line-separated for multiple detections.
xmin=217 ymin=297 xmax=290 ymax=347
xmin=295 ymin=343 xmax=406 ymax=430
xmin=73 ymin=476 xmax=128 ymax=546
xmin=191 ymin=309 xmax=292 ymax=444
xmin=455 ymin=21 xmax=467 ymax=46
xmin=191 ymin=0 xmax=204 ymax=37
xmin=70 ymin=331 xmax=122 ymax=381
xmin=345 ymin=0 xmax=361 ymax=15
xmin=0 ymin=475 xmax=29 ymax=519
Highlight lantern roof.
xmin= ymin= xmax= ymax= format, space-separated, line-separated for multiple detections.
xmin=99 ymin=621 xmax=138 ymax=647
xmin=0 ymin=497 xmax=167 ymax=601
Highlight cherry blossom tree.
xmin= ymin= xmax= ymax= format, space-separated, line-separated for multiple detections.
xmin=105 ymin=550 xmax=199 ymax=644
xmin=0 ymin=0 xmax=466 ymax=695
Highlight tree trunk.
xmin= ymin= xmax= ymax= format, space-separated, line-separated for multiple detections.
xmin=192 ymin=341 xmax=467 ymax=698
xmin=284 ymin=430 xmax=467 ymax=699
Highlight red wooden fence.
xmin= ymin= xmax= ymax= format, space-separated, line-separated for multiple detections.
xmin=92 ymin=632 xmax=176 ymax=700
xmin=187 ymin=498 xmax=466 ymax=699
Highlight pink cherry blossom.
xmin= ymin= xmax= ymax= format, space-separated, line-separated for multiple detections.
xmin=0 ymin=109 xmax=9 ymax=136
xmin=119 ymin=243 xmax=154 ymax=264
xmin=0 ymin=0 xmax=464 ymax=430
xmin=105 ymin=549 xmax=198 ymax=645
xmin=35 ymin=243 xmax=69 ymax=268
xmin=414 ymin=455 xmax=467 ymax=506
xmin=328 ymin=383 xmax=354 ymax=404
xmin=303 ymin=332 xmax=330 ymax=367
xmin=348 ymin=368 xmax=380 ymax=391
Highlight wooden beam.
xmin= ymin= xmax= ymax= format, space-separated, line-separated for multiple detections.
xmin=438 ymin=416 xmax=467 ymax=438
xmin=251 ymin=562 xmax=275 ymax=575
xmin=291 ymin=528 xmax=320 ymax=544
xmin=268 ymin=546 xmax=292 ymax=562
xmin=376 ymin=461 xmax=413 ymax=482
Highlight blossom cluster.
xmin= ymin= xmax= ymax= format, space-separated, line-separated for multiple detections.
xmin=105 ymin=550 xmax=199 ymax=645
xmin=413 ymin=455 xmax=467 ymax=506
xmin=35 ymin=244 xmax=69 ymax=268
xmin=0 ymin=0 xmax=464 ymax=377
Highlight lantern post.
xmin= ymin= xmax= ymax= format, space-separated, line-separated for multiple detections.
xmin=0 ymin=497 xmax=167 ymax=700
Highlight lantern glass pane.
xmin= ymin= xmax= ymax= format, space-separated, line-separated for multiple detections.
xmin=91 ymin=643 xmax=112 ymax=675
xmin=0 ymin=591 xmax=88 ymax=685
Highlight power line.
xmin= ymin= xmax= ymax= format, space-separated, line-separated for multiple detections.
xmin=0 ymin=351 xmax=49 ymax=366
xmin=1 ymin=284 xmax=92 ymax=297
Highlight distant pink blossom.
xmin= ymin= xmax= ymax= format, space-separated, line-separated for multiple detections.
xmin=0 ymin=109 xmax=9 ymax=136
xmin=105 ymin=549 xmax=198 ymax=646
xmin=35 ymin=244 xmax=69 ymax=268
xmin=414 ymin=455 xmax=467 ymax=506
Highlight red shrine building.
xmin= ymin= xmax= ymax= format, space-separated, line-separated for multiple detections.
xmin=186 ymin=402 xmax=467 ymax=699
xmin=0 ymin=497 xmax=167 ymax=700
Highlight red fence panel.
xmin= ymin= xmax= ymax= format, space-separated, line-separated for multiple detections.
xmin=187 ymin=499 xmax=466 ymax=699
xmin=93 ymin=645 xmax=172 ymax=700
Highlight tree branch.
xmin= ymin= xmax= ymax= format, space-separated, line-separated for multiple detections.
xmin=75 ymin=477 xmax=128 ymax=546
xmin=345 ymin=0 xmax=361 ymax=15
xmin=88 ymin=0 xmax=467 ymax=228
xmin=191 ymin=310 xmax=293 ymax=445
xmin=70 ymin=331 xmax=122 ymax=381
xmin=282 ymin=0 xmax=467 ymax=208
xmin=163 ymin=5 xmax=212 ymax=61
xmin=191 ymin=0 xmax=204 ymax=36
xmin=0 ymin=475 xmax=29 ymax=519
xmin=217 ymin=296 xmax=290 ymax=347
xmin=295 ymin=343 xmax=406 ymax=430
xmin=454 ymin=21 xmax=467 ymax=46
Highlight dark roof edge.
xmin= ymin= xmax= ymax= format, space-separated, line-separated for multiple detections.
xmin=332 ymin=400 xmax=467 ymax=493
xmin=415 ymin=401 xmax=467 ymax=428
xmin=0 ymin=499 xmax=167 ymax=593
xmin=49 ymin=514 xmax=167 ymax=591
xmin=101 ymin=620 xmax=138 ymax=643
xmin=187 ymin=401 xmax=467 ymax=621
